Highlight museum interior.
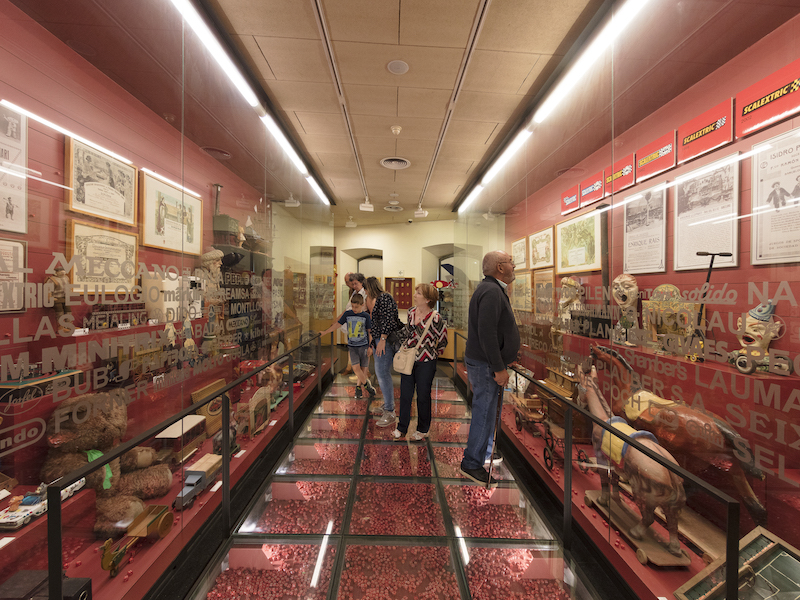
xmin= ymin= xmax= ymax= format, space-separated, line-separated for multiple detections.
xmin=0 ymin=0 xmax=799 ymax=598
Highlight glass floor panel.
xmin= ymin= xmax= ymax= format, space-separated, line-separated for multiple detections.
xmin=316 ymin=398 xmax=370 ymax=414
xmin=349 ymin=481 xmax=445 ymax=536
xmin=430 ymin=444 xmax=512 ymax=481
xmin=298 ymin=416 xmax=364 ymax=440
xmin=359 ymin=442 xmax=432 ymax=477
xmin=276 ymin=442 xmax=359 ymax=475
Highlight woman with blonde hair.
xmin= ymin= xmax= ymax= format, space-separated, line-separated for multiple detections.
xmin=393 ymin=283 xmax=448 ymax=441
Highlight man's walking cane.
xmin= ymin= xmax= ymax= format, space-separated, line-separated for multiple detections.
xmin=486 ymin=383 xmax=505 ymax=488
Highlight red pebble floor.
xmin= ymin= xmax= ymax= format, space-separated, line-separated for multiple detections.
xmin=359 ymin=443 xmax=432 ymax=477
xmin=278 ymin=443 xmax=359 ymax=475
xmin=318 ymin=399 xmax=369 ymax=414
xmin=205 ymin=544 xmax=335 ymax=600
xmin=339 ymin=544 xmax=460 ymax=600
xmin=200 ymin=375 xmax=585 ymax=600
xmin=252 ymin=480 xmax=349 ymax=534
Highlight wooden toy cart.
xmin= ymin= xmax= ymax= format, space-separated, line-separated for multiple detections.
xmin=101 ymin=505 xmax=174 ymax=577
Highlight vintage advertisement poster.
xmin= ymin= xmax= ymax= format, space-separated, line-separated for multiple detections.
xmin=623 ymin=185 xmax=666 ymax=274
xmin=0 ymin=239 xmax=25 ymax=312
xmin=67 ymin=220 xmax=138 ymax=288
xmin=67 ymin=138 xmax=137 ymax=226
xmin=140 ymin=172 xmax=202 ymax=256
xmin=555 ymin=211 xmax=602 ymax=274
xmin=0 ymin=105 xmax=27 ymax=234
xmin=751 ymin=127 xmax=800 ymax=265
xmin=528 ymin=227 xmax=554 ymax=269
xmin=511 ymin=237 xmax=527 ymax=270
xmin=674 ymin=155 xmax=739 ymax=270
xmin=510 ymin=271 xmax=532 ymax=312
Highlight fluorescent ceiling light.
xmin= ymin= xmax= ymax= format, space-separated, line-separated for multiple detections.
xmin=305 ymin=176 xmax=330 ymax=205
xmin=482 ymin=130 xmax=532 ymax=186
xmin=261 ymin=115 xmax=308 ymax=175
xmin=458 ymin=185 xmax=484 ymax=214
xmin=169 ymin=0 xmax=259 ymax=108
xmin=1 ymin=99 xmax=132 ymax=165
xmin=141 ymin=168 xmax=201 ymax=197
xmin=533 ymin=0 xmax=650 ymax=124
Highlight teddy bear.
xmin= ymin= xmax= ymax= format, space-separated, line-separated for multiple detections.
xmin=40 ymin=389 xmax=174 ymax=537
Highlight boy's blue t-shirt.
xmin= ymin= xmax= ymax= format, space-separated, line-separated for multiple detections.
xmin=337 ymin=310 xmax=371 ymax=347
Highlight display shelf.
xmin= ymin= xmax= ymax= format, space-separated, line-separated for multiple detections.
xmin=338 ymin=543 xmax=460 ymax=600
xmin=238 ymin=479 xmax=350 ymax=535
xmin=348 ymin=482 xmax=445 ymax=536
xmin=275 ymin=442 xmax=358 ymax=476
xmin=358 ymin=443 xmax=432 ymax=477
xmin=463 ymin=546 xmax=572 ymax=600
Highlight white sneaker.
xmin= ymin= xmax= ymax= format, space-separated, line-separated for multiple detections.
xmin=392 ymin=429 xmax=405 ymax=441
xmin=376 ymin=411 xmax=396 ymax=428
xmin=484 ymin=452 xmax=503 ymax=467
xmin=409 ymin=430 xmax=428 ymax=442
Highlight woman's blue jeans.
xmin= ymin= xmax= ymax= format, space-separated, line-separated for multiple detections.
xmin=374 ymin=343 xmax=396 ymax=412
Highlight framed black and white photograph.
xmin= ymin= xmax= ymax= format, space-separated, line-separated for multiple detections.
xmin=0 ymin=105 xmax=27 ymax=234
xmin=751 ymin=127 xmax=800 ymax=265
xmin=555 ymin=211 xmax=602 ymax=274
xmin=67 ymin=220 xmax=138 ymax=289
xmin=623 ymin=184 xmax=667 ymax=274
xmin=140 ymin=171 xmax=202 ymax=256
xmin=0 ymin=239 xmax=26 ymax=312
xmin=67 ymin=138 xmax=137 ymax=226
xmin=529 ymin=227 xmax=554 ymax=269
xmin=674 ymin=154 xmax=739 ymax=271
xmin=511 ymin=236 xmax=527 ymax=270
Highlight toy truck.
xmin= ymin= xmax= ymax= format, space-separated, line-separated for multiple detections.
xmin=172 ymin=453 xmax=222 ymax=510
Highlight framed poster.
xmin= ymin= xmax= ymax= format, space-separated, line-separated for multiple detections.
xmin=751 ymin=128 xmax=800 ymax=265
xmin=623 ymin=184 xmax=667 ymax=274
xmin=674 ymin=154 xmax=739 ymax=271
xmin=0 ymin=105 xmax=27 ymax=234
xmin=67 ymin=220 xmax=138 ymax=289
xmin=533 ymin=268 xmax=555 ymax=317
xmin=0 ymin=239 xmax=26 ymax=312
xmin=555 ymin=212 xmax=602 ymax=274
xmin=510 ymin=271 xmax=532 ymax=312
xmin=140 ymin=171 xmax=202 ymax=256
xmin=66 ymin=138 xmax=137 ymax=226
xmin=529 ymin=227 xmax=554 ymax=269
xmin=511 ymin=237 xmax=527 ymax=270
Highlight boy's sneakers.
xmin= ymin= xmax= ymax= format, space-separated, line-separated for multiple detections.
xmin=354 ymin=386 xmax=363 ymax=399
xmin=459 ymin=465 xmax=499 ymax=488
xmin=364 ymin=381 xmax=377 ymax=399
xmin=376 ymin=411 xmax=396 ymax=427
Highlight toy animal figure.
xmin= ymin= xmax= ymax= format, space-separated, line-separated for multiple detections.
xmin=590 ymin=343 xmax=767 ymax=525
xmin=578 ymin=362 xmax=685 ymax=556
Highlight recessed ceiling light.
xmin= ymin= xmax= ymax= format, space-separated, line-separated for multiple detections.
xmin=388 ymin=200 xmax=400 ymax=205
xmin=384 ymin=205 xmax=404 ymax=212
xmin=387 ymin=60 xmax=409 ymax=75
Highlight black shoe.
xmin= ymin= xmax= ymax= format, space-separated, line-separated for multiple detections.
xmin=459 ymin=465 xmax=498 ymax=488
xmin=364 ymin=382 xmax=376 ymax=399
xmin=354 ymin=386 xmax=363 ymax=399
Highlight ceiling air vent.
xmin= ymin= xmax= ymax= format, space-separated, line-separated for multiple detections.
xmin=202 ymin=147 xmax=232 ymax=160
xmin=384 ymin=205 xmax=404 ymax=212
xmin=380 ymin=157 xmax=411 ymax=170
xmin=555 ymin=166 xmax=586 ymax=178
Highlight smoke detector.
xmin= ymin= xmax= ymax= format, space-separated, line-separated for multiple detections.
xmin=345 ymin=216 xmax=357 ymax=228
xmin=387 ymin=60 xmax=409 ymax=75
xmin=391 ymin=125 xmax=402 ymax=136
xmin=359 ymin=196 xmax=374 ymax=212
xmin=380 ymin=157 xmax=410 ymax=170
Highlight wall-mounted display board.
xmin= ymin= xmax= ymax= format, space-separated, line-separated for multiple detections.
xmin=623 ymin=184 xmax=666 ymax=274
xmin=750 ymin=127 xmax=800 ymax=265
xmin=555 ymin=212 xmax=602 ymax=275
xmin=385 ymin=277 xmax=414 ymax=309
xmin=0 ymin=104 xmax=27 ymax=234
xmin=66 ymin=138 xmax=137 ymax=226
xmin=140 ymin=171 xmax=202 ymax=256
xmin=673 ymin=154 xmax=739 ymax=270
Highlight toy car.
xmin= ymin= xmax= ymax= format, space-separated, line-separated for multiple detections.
xmin=0 ymin=478 xmax=85 ymax=530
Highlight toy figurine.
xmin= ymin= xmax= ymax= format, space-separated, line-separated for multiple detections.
xmin=728 ymin=300 xmax=792 ymax=375
xmin=46 ymin=266 xmax=71 ymax=333
xmin=198 ymin=247 xmax=224 ymax=347
xmin=611 ymin=273 xmax=638 ymax=346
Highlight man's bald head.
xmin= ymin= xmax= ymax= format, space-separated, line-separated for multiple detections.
xmin=483 ymin=251 xmax=508 ymax=276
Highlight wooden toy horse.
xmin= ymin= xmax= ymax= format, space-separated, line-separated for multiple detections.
xmin=590 ymin=343 xmax=767 ymax=525
xmin=578 ymin=364 xmax=686 ymax=556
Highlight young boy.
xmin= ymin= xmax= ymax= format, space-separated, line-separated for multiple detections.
xmin=321 ymin=294 xmax=376 ymax=399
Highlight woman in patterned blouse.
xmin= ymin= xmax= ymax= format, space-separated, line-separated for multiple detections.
xmin=364 ymin=276 xmax=404 ymax=427
xmin=393 ymin=283 xmax=448 ymax=442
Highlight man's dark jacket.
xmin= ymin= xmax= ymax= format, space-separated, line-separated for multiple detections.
xmin=464 ymin=276 xmax=520 ymax=372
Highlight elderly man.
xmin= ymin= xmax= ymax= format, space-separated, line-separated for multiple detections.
xmin=460 ymin=250 xmax=520 ymax=487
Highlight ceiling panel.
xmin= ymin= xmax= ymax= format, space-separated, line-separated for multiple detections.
xmin=254 ymin=37 xmax=331 ymax=82
xmin=397 ymin=87 xmax=451 ymax=119
xmin=295 ymin=112 xmax=348 ymax=136
xmin=333 ymin=42 xmax=464 ymax=88
xmin=317 ymin=152 xmax=357 ymax=169
xmin=444 ymin=120 xmax=498 ymax=145
xmin=438 ymin=141 xmax=491 ymax=161
xmin=324 ymin=0 xmax=400 ymax=44
xmin=355 ymin=137 xmax=398 ymax=156
xmin=211 ymin=0 xmax=319 ymax=38
xmin=231 ymin=35 xmax=276 ymax=80
xmin=451 ymin=91 xmax=522 ymax=122
xmin=463 ymin=50 xmax=544 ymax=94
xmin=297 ymin=134 xmax=353 ymax=153
xmin=344 ymin=84 xmax=398 ymax=116
xmin=399 ymin=0 xmax=480 ymax=47
xmin=266 ymin=80 xmax=341 ymax=112
xmin=434 ymin=157 xmax=476 ymax=174
xmin=395 ymin=138 xmax=436 ymax=162
xmin=351 ymin=114 xmax=443 ymax=140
